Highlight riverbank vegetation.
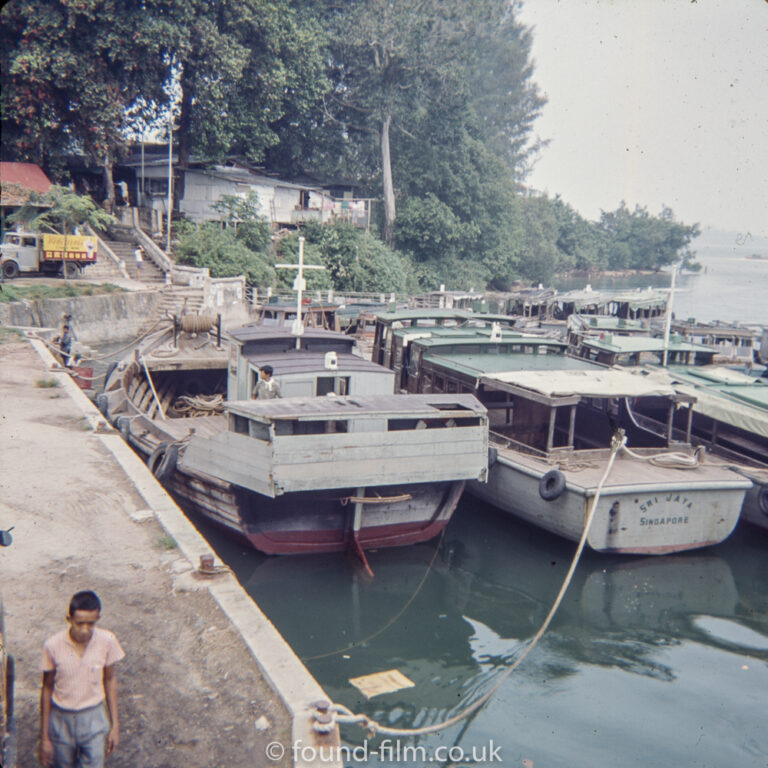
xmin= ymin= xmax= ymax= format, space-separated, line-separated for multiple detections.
xmin=1 ymin=0 xmax=700 ymax=289
xmin=0 ymin=283 xmax=125 ymax=304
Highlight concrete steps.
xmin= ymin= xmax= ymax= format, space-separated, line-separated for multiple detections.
xmin=156 ymin=286 xmax=207 ymax=319
xmin=103 ymin=239 xmax=166 ymax=283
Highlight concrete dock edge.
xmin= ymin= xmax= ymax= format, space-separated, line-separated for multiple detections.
xmin=28 ymin=338 xmax=343 ymax=768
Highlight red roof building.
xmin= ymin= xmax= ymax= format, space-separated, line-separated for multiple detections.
xmin=0 ymin=161 xmax=53 ymax=206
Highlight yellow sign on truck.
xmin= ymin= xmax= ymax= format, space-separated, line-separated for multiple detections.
xmin=41 ymin=234 xmax=98 ymax=262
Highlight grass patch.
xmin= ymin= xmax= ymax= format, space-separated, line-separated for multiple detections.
xmin=35 ymin=377 xmax=61 ymax=388
xmin=157 ymin=534 xmax=177 ymax=550
xmin=0 ymin=282 xmax=125 ymax=303
xmin=0 ymin=327 xmax=24 ymax=345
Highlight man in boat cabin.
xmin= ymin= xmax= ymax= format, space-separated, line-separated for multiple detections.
xmin=253 ymin=365 xmax=283 ymax=400
xmin=39 ymin=591 xmax=125 ymax=768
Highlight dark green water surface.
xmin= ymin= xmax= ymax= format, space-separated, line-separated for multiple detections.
xmin=195 ymin=498 xmax=768 ymax=768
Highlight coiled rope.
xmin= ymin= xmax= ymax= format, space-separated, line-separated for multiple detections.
xmin=170 ymin=393 xmax=225 ymax=417
xmin=328 ymin=430 xmax=628 ymax=738
xmin=180 ymin=314 xmax=216 ymax=333
xmin=620 ymin=443 xmax=704 ymax=470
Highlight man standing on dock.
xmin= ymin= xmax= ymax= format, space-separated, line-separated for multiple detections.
xmin=133 ymin=246 xmax=144 ymax=281
xmin=253 ymin=365 xmax=282 ymax=399
xmin=39 ymin=591 xmax=125 ymax=768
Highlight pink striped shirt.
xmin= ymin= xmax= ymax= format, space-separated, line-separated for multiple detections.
xmin=42 ymin=628 xmax=125 ymax=710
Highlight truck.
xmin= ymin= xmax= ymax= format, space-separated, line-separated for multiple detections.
xmin=0 ymin=231 xmax=97 ymax=279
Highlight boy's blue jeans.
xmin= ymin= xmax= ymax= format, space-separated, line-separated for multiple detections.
xmin=48 ymin=701 xmax=109 ymax=768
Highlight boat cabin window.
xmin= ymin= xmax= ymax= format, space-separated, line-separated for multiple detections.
xmin=388 ymin=416 xmax=480 ymax=431
xmin=231 ymin=414 xmax=250 ymax=435
xmin=274 ymin=419 xmax=348 ymax=435
xmin=316 ymin=375 xmax=350 ymax=396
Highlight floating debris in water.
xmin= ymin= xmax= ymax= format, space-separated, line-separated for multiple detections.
xmin=349 ymin=669 xmax=415 ymax=698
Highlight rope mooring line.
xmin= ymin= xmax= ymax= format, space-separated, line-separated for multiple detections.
xmin=303 ymin=530 xmax=446 ymax=663
xmin=330 ymin=430 xmax=628 ymax=738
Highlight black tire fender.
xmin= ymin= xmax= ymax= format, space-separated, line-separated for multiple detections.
xmin=96 ymin=393 xmax=109 ymax=417
xmin=759 ymin=485 xmax=768 ymax=517
xmin=539 ymin=469 xmax=566 ymax=501
xmin=147 ymin=442 xmax=169 ymax=477
xmin=104 ymin=361 xmax=118 ymax=388
xmin=116 ymin=416 xmax=132 ymax=440
xmin=155 ymin=443 xmax=179 ymax=483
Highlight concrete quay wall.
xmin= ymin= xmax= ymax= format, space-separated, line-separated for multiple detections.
xmin=0 ymin=290 xmax=161 ymax=343
xmin=0 ymin=339 xmax=341 ymax=768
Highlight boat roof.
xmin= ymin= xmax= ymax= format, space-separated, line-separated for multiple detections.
xmin=571 ymin=315 xmax=649 ymax=331
xmin=242 ymin=350 xmax=386 ymax=376
xmin=228 ymin=325 xmax=350 ymax=345
xmin=391 ymin=325 xmax=536 ymax=344
xmin=424 ymin=349 xmax=592 ymax=378
xmin=413 ymin=332 xmax=565 ymax=349
xmin=225 ymin=393 xmax=486 ymax=421
xmin=480 ymin=368 xmax=678 ymax=400
xmin=373 ymin=309 xmax=472 ymax=323
xmin=670 ymin=319 xmax=757 ymax=338
xmin=258 ymin=302 xmax=338 ymax=313
xmin=645 ymin=366 xmax=768 ymax=439
xmin=579 ymin=336 xmax=715 ymax=354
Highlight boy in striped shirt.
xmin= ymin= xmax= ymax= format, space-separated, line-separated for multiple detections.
xmin=40 ymin=591 xmax=125 ymax=768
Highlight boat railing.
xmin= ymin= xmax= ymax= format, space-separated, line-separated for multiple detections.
xmin=489 ymin=430 xmax=553 ymax=459
xmin=630 ymin=410 xmax=691 ymax=446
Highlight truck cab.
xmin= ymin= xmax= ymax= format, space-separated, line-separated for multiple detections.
xmin=1 ymin=231 xmax=94 ymax=279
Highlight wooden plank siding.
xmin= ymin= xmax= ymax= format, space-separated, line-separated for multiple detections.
xmin=179 ymin=432 xmax=276 ymax=497
xmin=179 ymin=425 xmax=487 ymax=496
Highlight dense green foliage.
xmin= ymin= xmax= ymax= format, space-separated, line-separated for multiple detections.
xmin=174 ymin=219 xmax=275 ymax=285
xmin=1 ymin=0 xmax=701 ymax=290
xmin=9 ymin=186 xmax=115 ymax=234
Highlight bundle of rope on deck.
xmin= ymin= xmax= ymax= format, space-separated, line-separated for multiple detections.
xmin=620 ymin=443 xmax=704 ymax=469
xmin=170 ymin=393 xmax=225 ymax=417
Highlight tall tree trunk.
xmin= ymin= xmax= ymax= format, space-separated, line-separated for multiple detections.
xmin=380 ymin=111 xmax=396 ymax=246
xmin=175 ymin=75 xmax=194 ymax=212
xmin=177 ymin=73 xmax=193 ymax=171
xmin=102 ymin=151 xmax=115 ymax=214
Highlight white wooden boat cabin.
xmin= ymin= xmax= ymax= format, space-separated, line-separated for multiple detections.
xmin=227 ymin=326 xmax=395 ymax=401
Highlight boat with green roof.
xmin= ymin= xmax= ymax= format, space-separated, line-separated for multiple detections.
xmin=383 ymin=324 xmax=751 ymax=554
xmin=567 ymin=333 xmax=768 ymax=533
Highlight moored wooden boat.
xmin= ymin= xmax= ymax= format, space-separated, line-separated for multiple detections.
xmin=101 ymin=321 xmax=489 ymax=566
xmin=472 ymin=369 xmax=751 ymax=554
xmin=377 ymin=323 xmax=752 ymax=553
xmin=170 ymin=394 xmax=487 ymax=559
xmin=567 ymin=334 xmax=768 ymax=534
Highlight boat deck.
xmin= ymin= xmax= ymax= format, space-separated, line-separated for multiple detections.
xmin=494 ymin=441 xmax=752 ymax=493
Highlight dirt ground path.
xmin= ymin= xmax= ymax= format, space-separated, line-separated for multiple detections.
xmin=0 ymin=341 xmax=291 ymax=768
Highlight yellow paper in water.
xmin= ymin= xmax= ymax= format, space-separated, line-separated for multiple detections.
xmin=349 ymin=669 xmax=415 ymax=699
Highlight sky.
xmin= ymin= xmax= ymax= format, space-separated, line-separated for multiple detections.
xmin=516 ymin=0 xmax=768 ymax=238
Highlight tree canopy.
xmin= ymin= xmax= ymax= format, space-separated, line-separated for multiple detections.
xmin=1 ymin=0 xmax=701 ymax=291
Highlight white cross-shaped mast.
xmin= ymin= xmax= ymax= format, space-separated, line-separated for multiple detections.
xmin=274 ymin=236 xmax=325 ymax=349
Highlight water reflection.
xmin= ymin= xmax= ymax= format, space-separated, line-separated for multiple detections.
xmin=194 ymin=497 xmax=768 ymax=741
